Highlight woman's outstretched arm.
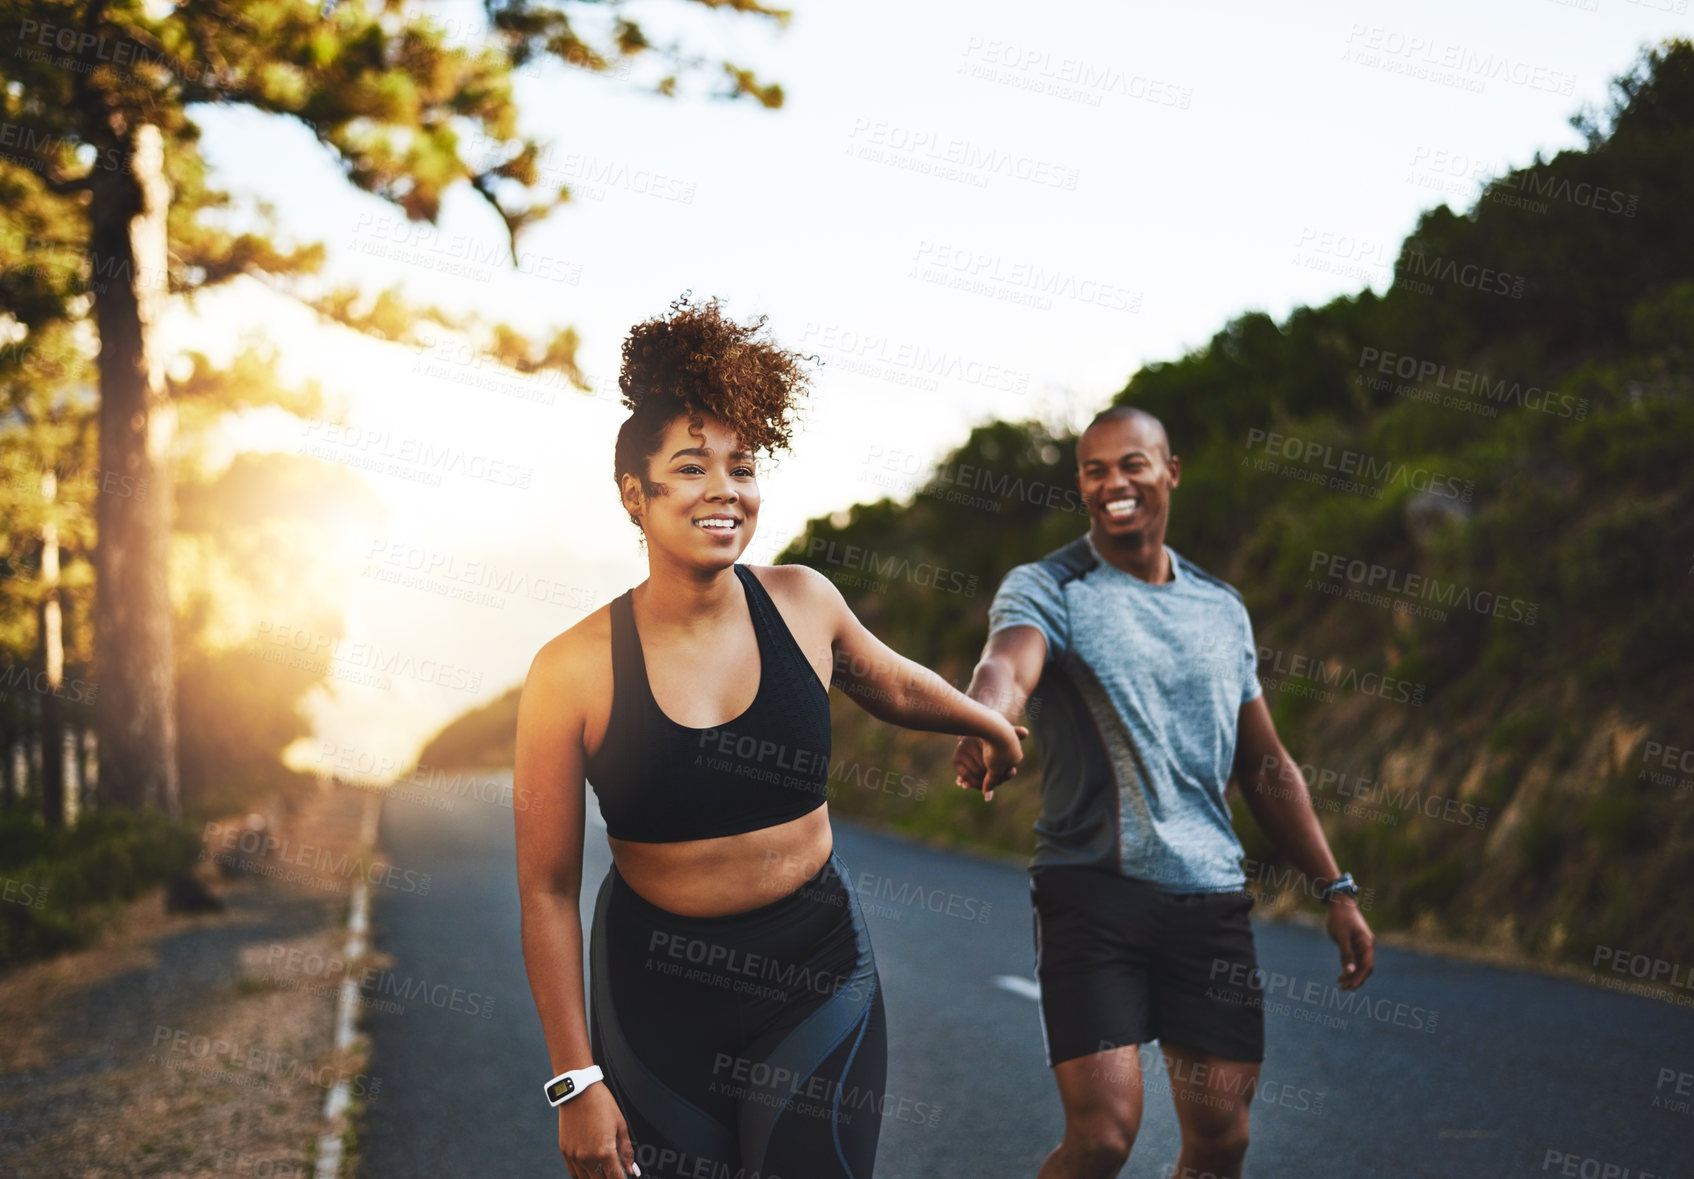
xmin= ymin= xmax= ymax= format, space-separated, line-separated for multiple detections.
xmin=782 ymin=564 xmax=1025 ymax=792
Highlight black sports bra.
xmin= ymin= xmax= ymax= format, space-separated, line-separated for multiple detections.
xmin=583 ymin=563 xmax=833 ymax=842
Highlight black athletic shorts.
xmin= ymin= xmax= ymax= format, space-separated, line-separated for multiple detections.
xmin=1029 ymin=866 xmax=1264 ymax=1066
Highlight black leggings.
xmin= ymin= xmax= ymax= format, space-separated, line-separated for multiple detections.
xmin=589 ymin=851 xmax=887 ymax=1179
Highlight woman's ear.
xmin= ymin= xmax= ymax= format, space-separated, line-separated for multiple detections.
xmin=620 ymin=472 xmax=645 ymax=523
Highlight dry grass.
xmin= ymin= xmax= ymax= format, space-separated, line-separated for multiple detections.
xmin=0 ymin=784 xmax=376 ymax=1179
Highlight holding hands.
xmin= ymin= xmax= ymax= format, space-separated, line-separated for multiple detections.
xmin=952 ymin=719 xmax=1027 ymax=802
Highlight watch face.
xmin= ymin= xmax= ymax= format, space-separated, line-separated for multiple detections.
xmin=548 ymin=1077 xmax=575 ymax=1101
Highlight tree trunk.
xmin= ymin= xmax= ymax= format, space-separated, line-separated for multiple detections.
xmin=90 ymin=122 xmax=179 ymax=815
xmin=38 ymin=469 xmax=64 ymax=827
xmin=78 ymin=728 xmax=98 ymax=813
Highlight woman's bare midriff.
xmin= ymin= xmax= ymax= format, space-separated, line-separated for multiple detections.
xmin=606 ymin=805 xmax=834 ymax=917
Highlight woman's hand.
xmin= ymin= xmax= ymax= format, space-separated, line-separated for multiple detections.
xmin=955 ymin=719 xmax=1027 ymax=802
xmin=559 ymin=1082 xmax=639 ymax=1178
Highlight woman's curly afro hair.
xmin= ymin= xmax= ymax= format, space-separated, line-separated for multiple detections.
xmin=614 ymin=293 xmax=813 ymax=531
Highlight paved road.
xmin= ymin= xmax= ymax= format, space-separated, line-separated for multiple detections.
xmin=358 ymin=776 xmax=1694 ymax=1177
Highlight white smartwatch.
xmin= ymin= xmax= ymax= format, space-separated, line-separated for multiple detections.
xmin=544 ymin=1065 xmax=604 ymax=1107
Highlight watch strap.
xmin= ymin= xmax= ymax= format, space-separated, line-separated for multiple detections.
xmin=1319 ymin=872 xmax=1358 ymax=902
xmin=544 ymin=1064 xmax=604 ymax=1107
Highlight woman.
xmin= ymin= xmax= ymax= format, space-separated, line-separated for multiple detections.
xmin=515 ymin=295 xmax=1025 ymax=1179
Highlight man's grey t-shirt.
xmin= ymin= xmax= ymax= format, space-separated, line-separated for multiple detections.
xmin=987 ymin=533 xmax=1262 ymax=891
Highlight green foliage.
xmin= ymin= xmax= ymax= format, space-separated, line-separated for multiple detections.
xmin=1584 ymin=793 xmax=1652 ymax=852
xmin=1228 ymin=793 xmax=1277 ymax=869
xmin=415 ymin=686 xmax=522 ymax=774
xmin=1487 ymin=709 xmax=1556 ymax=755
xmin=0 ymin=809 xmax=201 ymax=967
xmin=1404 ymin=853 xmax=1468 ymax=912
xmin=1518 ymin=805 xmax=1565 ymax=878
xmin=1474 ymin=769 xmax=1517 ymax=813
xmin=769 ymin=40 xmax=1694 ymax=966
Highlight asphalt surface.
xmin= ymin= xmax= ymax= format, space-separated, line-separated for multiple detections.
xmin=357 ymin=776 xmax=1694 ymax=1178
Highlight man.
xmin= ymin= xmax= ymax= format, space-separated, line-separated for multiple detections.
xmin=953 ymin=405 xmax=1374 ymax=1179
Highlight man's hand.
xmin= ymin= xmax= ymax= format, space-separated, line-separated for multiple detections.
xmin=953 ymin=632 xmax=1044 ymax=802
xmin=1327 ymin=899 xmax=1375 ymax=990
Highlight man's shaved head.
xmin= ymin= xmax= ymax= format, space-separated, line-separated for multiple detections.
xmin=1074 ymin=404 xmax=1181 ymax=567
xmin=1080 ymin=405 xmax=1170 ymax=463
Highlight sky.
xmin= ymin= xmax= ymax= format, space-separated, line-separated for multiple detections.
xmin=159 ymin=0 xmax=1693 ymax=781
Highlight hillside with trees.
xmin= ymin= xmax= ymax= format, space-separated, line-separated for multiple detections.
xmin=774 ymin=40 xmax=1694 ymax=972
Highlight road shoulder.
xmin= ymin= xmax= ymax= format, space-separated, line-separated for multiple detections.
xmin=0 ymin=784 xmax=378 ymax=1179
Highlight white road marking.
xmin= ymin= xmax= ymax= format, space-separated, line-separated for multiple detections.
xmin=993 ymin=974 xmax=1041 ymax=1001
xmin=318 ymin=791 xmax=380 ymax=1179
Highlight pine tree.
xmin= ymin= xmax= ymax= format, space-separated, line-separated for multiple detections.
xmin=0 ymin=0 xmax=789 ymax=815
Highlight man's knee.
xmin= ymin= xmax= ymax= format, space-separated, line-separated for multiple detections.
xmin=1067 ymin=1115 xmax=1137 ymax=1173
xmin=1185 ymin=1118 xmax=1249 ymax=1161
xmin=1165 ymin=1164 xmax=1244 ymax=1179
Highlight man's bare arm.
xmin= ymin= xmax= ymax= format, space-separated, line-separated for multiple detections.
xmin=954 ymin=626 xmax=1047 ymax=798
xmin=1233 ymin=696 xmax=1376 ymax=989
xmin=1232 ymin=697 xmax=1342 ymax=885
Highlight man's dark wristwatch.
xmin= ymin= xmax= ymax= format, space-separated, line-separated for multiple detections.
xmin=1317 ymin=872 xmax=1359 ymax=903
